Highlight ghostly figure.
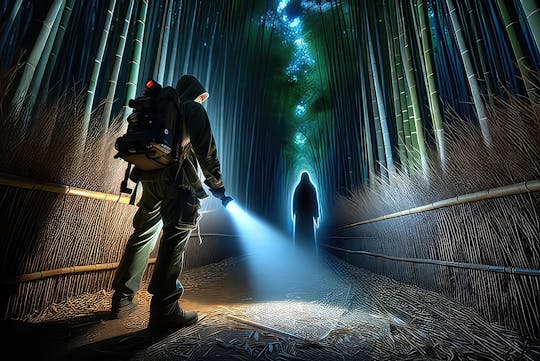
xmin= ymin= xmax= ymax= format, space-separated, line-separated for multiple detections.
xmin=292 ymin=172 xmax=319 ymax=255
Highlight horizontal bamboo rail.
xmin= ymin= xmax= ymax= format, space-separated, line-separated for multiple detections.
xmin=2 ymin=234 xmax=241 ymax=285
xmin=321 ymin=244 xmax=540 ymax=276
xmin=11 ymin=258 xmax=156 ymax=284
xmin=0 ymin=172 xmax=132 ymax=204
xmin=336 ymin=179 xmax=540 ymax=231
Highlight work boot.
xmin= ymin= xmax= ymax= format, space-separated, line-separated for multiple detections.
xmin=147 ymin=297 xmax=198 ymax=331
xmin=110 ymin=293 xmax=138 ymax=319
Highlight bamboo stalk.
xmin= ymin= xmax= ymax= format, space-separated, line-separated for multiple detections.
xmin=496 ymin=0 xmax=537 ymax=100
xmin=321 ymin=244 xmax=540 ymax=276
xmin=82 ymin=0 xmax=116 ymax=145
xmin=366 ymin=4 xmax=394 ymax=174
xmin=122 ymin=0 xmax=149 ymax=121
xmin=3 ymin=233 xmax=240 ymax=284
xmin=227 ymin=315 xmax=306 ymax=340
xmin=11 ymin=0 xmax=64 ymax=108
xmin=102 ymin=0 xmax=135 ymax=129
xmin=397 ymin=0 xmax=428 ymax=172
xmin=337 ymin=179 xmax=540 ymax=230
xmin=0 ymin=0 xmax=23 ymax=54
xmin=520 ymin=0 xmax=540 ymax=53
xmin=445 ymin=0 xmax=492 ymax=146
xmin=0 ymin=172 xmax=131 ymax=204
xmin=417 ymin=0 xmax=446 ymax=166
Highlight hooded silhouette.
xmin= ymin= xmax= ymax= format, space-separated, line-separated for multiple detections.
xmin=293 ymin=172 xmax=319 ymax=254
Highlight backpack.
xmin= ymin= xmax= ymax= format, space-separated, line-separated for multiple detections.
xmin=114 ymin=79 xmax=187 ymax=197
xmin=114 ymin=79 xmax=180 ymax=170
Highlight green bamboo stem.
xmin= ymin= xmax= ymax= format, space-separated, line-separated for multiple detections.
xmin=368 ymin=51 xmax=387 ymax=177
xmin=11 ymin=0 xmax=64 ymax=109
xmin=390 ymin=0 xmax=412 ymax=172
xmin=384 ymin=0 xmax=407 ymax=169
xmin=82 ymin=0 xmax=117 ymax=144
xmin=445 ymin=0 xmax=492 ymax=146
xmin=405 ymin=87 xmax=420 ymax=169
xmin=123 ymin=0 xmax=149 ymax=122
xmin=366 ymin=9 xmax=394 ymax=174
xmin=27 ymin=0 xmax=66 ymax=115
xmin=465 ymin=0 xmax=494 ymax=100
xmin=520 ymin=0 xmax=540 ymax=53
xmin=417 ymin=0 xmax=446 ymax=167
xmin=397 ymin=0 xmax=428 ymax=173
xmin=337 ymin=179 xmax=540 ymax=230
xmin=359 ymin=30 xmax=376 ymax=181
xmin=0 ymin=0 xmax=23 ymax=54
xmin=102 ymin=0 xmax=135 ymax=129
xmin=497 ymin=0 xmax=537 ymax=100
xmin=40 ymin=0 xmax=76 ymax=103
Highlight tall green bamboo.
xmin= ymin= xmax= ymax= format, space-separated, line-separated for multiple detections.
xmin=123 ymin=0 xmax=149 ymax=122
xmin=384 ymin=0 xmax=407 ymax=169
xmin=102 ymin=0 xmax=135 ymax=130
xmin=397 ymin=0 xmax=428 ymax=172
xmin=417 ymin=0 xmax=445 ymax=166
xmin=82 ymin=0 xmax=116 ymax=144
xmin=464 ymin=0 xmax=494 ymax=100
xmin=389 ymin=0 xmax=412 ymax=172
xmin=11 ymin=0 xmax=64 ymax=109
xmin=358 ymin=14 xmax=375 ymax=181
xmin=519 ymin=0 xmax=540 ymax=54
xmin=445 ymin=0 xmax=491 ymax=146
xmin=366 ymin=8 xmax=394 ymax=174
xmin=27 ymin=0 xmax=66 ymax=116
xmin=40 ymin=0 xmax=76 ymax=103
xmin=368 ymin=56 xmax=387 ymax=178
xmin=0 ymin=0 xmax=23 ymax=55
xmin=497 ymin=0 xmax=537 ymax=100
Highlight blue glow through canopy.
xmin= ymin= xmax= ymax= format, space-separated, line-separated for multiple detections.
xmin=294 ymin=131 xmax=307 ymax=146
xmin=277 ymin=0 xmax=290 ymax=12
xmin=289 ymin=17 xmax=300 ymax=28
xmin=295 ymin=103 xmax=306 ymax=117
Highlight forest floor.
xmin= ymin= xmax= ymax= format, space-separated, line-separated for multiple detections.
xmin=2 ymin=253 xmax=539 ymax=361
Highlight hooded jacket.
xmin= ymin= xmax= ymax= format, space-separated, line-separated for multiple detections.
xmin=175 ymin=75 xmax=224 ymax=196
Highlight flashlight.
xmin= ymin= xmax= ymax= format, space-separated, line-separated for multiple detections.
xmin=222 ymin=196 xmax=234 ymax=208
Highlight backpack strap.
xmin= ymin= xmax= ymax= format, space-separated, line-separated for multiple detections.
xmin=174 ymin=104 xmax=192 ymax=182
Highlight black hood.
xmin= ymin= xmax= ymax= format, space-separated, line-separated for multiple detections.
xmin=175 ymin=75 xmax=208 ymax=102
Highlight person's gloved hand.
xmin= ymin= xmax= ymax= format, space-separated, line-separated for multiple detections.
xmin=209 ymin=186 xmax=226 ymax=200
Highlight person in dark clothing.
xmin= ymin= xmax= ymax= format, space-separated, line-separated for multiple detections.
xmin=110 ymin=75 xmax=229 ymax=331
xmin=292 ymin=172 xmax=319 ymax=255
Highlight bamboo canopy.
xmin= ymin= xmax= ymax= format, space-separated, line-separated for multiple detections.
xmin=1 ymin=0 xmax=538 ymax=215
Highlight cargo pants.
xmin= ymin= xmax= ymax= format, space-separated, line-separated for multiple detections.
xmin=112 ymin=165 xmax=201 ymax=304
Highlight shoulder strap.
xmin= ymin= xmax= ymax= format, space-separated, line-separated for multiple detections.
xmin=176 ymin=102 xmax=191 ymax=161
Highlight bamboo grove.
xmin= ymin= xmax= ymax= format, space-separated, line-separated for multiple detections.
xmin=0 ymin=0 xmax=539 ymax=227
